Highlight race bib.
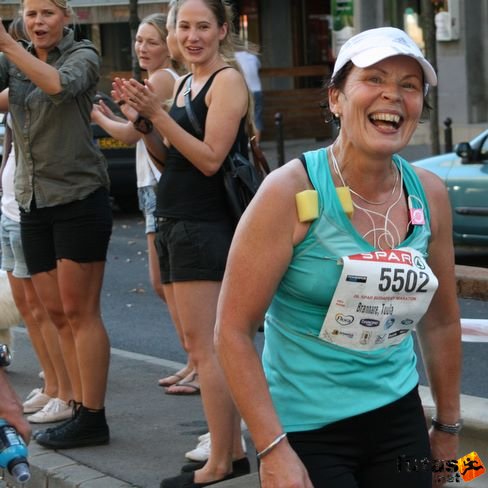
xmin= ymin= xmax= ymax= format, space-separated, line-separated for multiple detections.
xmin=319 ymin=247 xmax=438 ymax=351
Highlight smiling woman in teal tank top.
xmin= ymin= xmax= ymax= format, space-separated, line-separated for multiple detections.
xmin=216 ymin=27 xmax=462 ymax=488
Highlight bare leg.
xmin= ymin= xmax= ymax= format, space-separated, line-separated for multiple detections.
xmin=148 ymin=233 xmax=194 ymax=386
xmin=6 ymin=272 xmax=58 ymax=398
xmin=22 ymin=279 xmax=72 ymax=402
xmin=56 ymin=260 xmax=110 ymax=409
xmin=160 ymin=284 xmax=196 ymax=388
xmin=147 ymin=233 xmax=166 ymax=303
xmin=171 ymin=281 xmax=245 ymax=482
xmin=31 ymin=269 xmax=82 ymax=404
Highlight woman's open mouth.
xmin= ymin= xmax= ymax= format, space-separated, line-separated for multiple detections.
xmin=369 ymin=112 xmax=402 ymax=130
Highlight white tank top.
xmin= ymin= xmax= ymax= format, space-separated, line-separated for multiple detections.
xmin=136 ymin=68 xmax=179 ymax=188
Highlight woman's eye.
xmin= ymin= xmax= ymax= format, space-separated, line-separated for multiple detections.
xmin=369 ymin=76 xmax=382 ymax=84
xmin=403 ymin=82 xmax=420 ymax=91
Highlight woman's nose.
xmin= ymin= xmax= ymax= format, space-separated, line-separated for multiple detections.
xmin=382 ymin=82 xmax=401 ymax=101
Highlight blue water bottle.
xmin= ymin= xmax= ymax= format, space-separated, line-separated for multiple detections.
xmin=0 ymin=419 xmax=31 ymax=483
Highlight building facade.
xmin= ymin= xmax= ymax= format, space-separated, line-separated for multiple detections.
xmin=1 ymin=0 xmax=486 ymax=140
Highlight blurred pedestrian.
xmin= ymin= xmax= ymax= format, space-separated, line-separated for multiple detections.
xmin=216 ymin=27 xmax=462 ymax=488
xmin=0 ymin=0 xmax=113 ymax=449
xmin=235 ymin=46 xmax=263 ymax=143
xmin=114 ymin=0 xmax=251 ymax=485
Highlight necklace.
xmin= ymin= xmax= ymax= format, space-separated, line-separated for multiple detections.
xmin=330 ymin=145 xmax=398 ymax=206
xmin=329 ymin=145 xmax=404 ymax=250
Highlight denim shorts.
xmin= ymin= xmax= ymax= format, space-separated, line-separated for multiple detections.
xmin=154 ymin=218 xmax=234 ymax=283
xmin=138 ymin=185 xmax=157 ymax=234
xmin=1 ymin=214 xmax=30 ymax=278
xmin=20 ymin=188 xmax=113 ymax=275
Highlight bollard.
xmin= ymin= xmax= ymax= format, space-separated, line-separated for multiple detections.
xmin=444 ymin=117 xmax=453 ymax=153
xmin=275 ymin=112 xmax=285 ymax=166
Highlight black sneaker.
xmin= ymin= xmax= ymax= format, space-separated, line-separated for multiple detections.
xmin=36 ymin=406 xmax=109 ymax=449
xmin=33 ymin=400 xmax=81 ymax=440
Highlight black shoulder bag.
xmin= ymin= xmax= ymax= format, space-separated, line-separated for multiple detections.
xmin=183 ymin=75 xmax=270 ymax=224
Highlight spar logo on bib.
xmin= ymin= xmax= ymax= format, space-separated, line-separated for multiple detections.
xmin=349 ymin=250 xmax=413 ymax=265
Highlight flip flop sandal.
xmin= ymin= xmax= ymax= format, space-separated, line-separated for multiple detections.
xmin=165 ymin=373 xmax=201 ymax=396
xmin=158 ymin=373 xmax=185 ymax=388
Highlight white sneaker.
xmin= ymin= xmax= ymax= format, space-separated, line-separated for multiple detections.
xmin=185 ymin=432 xmax=247 ymax=462
xmin=23 ymin=388 xmax=51 ymax=414
xmin=27 ymin=398 xmax=72 ymax=423
xmin=185 ymin=432 xmax=211 ymax=461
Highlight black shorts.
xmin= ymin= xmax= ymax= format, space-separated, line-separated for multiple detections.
xmin=154 ymin=218 xmax=234 ymax=283
xmin=20 ymin=188 xmax=113 ymax=275
xmin=286 ymin=386 xmax=433 ymax=488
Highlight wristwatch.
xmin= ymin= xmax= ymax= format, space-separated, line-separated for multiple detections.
xmin=431 ymin=417 xmax=463 ymax=435
xmin=133 ymin=115 xmax=153 ymax=134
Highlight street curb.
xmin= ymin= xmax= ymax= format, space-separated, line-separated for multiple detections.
xmin=456 ymin=265 xmax=488 ymax=300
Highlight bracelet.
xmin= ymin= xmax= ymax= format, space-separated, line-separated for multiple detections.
xmin=133 ymin=115 xmax=153 ymax=134
xmin=431 ymin=417 xmax=463 ymax=435
xmin=256 ymin=432 xmax=287 ymax=459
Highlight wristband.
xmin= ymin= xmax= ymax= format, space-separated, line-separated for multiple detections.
xmin=133 ymin=115 xmax=153 ymax=134
xmin=256 ymin=432 xmax=287 ymax=459
xmin=431 ymin=417 xmax=463 ymax=435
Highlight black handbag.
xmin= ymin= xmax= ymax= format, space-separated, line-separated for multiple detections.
xmin=183 ymin=75 xmax=270 ymax=223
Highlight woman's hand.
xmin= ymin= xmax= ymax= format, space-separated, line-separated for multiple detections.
xmin=118 ymin=78 xmax=163 ymax=121
xmin=0 ymin=19 xmax=13 ymax=49
xmin=110 ymin=79 xmax=139 ymax=122
xmin=96 ymin=99 xmax=117 ymax=120
xmin=429 ymin=429 xmax=459 ymax=486
xmin=259 ymin=442 xmax=314 ymax=488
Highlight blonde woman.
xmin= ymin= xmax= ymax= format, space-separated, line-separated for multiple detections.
xmin=0 ymin=0 xmax=112 ymax=449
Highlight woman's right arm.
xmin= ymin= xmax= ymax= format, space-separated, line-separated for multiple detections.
xmin=215 ymin=161 xmax=314 ymax=488
xmin=0 ymin=24 xmax=63 ymax=95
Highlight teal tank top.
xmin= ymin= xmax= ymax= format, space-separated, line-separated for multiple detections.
xmin=263 ymin=148 xmax=432 ymax=432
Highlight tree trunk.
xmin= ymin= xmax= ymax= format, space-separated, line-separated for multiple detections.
xmin=421 ymin=0 xmax=440 ymax=155
xmin=129 ymin=0 xmax=141 ymax=81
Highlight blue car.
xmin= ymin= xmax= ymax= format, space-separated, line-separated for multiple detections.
xmin=412 ymin=129 xmax=488 ymax=245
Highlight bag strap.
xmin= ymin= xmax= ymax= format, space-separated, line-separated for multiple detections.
xmin=183 ymin=76 xmax=203 ymax=138
xmin=184 ymin=71 xmax=270 ymax=176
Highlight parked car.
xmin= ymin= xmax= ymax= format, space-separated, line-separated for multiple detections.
xmin=412 ymin=128 xmax=488 ymax=245
xmin=92 ymin=92 xmax=138 ymax=212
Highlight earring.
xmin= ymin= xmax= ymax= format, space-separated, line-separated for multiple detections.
xmin=335 ymin=113 xmax=340 ymax=118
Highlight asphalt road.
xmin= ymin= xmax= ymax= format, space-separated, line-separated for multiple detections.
xmin=102 ymin=210 xmax=488 ymax=399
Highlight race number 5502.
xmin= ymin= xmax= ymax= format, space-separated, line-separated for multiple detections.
xmin=378 ymin=267 xmax=429 ymax=293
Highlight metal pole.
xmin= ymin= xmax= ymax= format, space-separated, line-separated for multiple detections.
xmin=444 ymin=117 xmax=453 ymax=153
xmin=275 ymin=112 xmax=285 ymax=166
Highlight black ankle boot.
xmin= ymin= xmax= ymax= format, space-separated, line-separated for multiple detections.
xmin=36 ymin=405 xmax=109 ymax=449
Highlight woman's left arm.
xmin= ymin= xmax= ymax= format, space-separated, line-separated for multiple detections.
xmin=415 ymin=168 xmax=462 ymax=463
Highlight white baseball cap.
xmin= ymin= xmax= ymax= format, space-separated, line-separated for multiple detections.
xmin=332 ymin=27 xmax=437 ymax=89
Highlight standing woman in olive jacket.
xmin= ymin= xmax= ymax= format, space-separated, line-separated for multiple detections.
xmin=0 ymin=0 xmax=112 ymax=449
